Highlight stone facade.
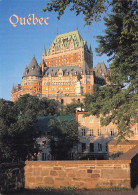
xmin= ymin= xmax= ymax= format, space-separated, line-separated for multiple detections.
xmin=24 ymin=160 xmax=132 ymax=189
xmin=76 ymin=110 xmax=138 ymax=159
xmin=11 ymin=30 xmax=107 ymax=104
xmin=36 ymin=114 xmax=138 ymax=161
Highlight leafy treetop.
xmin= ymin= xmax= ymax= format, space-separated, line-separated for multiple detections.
xmin=84 ymin=0 xmax=137 ymax=142
xmin=0 ymin=94 xmax=59 ymax=163
xmin=48 ymin=118 xmax=79 ymax=160
xmin=43 ymin=0 xmax=122 ymax=25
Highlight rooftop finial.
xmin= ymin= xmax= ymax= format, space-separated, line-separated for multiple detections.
xmin=12 ymin=84 xmax=15 ymax=91
xmin=57 ymin=28 xmax=58 ymax=35
xmin=33 ymin=49 xmax=35 ymax=58
xmin=43 ymin=45 xmax=46 ymax=55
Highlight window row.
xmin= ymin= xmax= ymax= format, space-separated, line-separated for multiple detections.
xmin=81 ymin=128 xmax=115 ymax=137
xmin=43 ymin=82 xmax=76 ymax=86
xmin=45 ymin=87 xmax=72 ymax=91
xmin=44 ymin=77 xmax=77 ymax=81
xmin=81 ymin=116 xmax=100 ymax=123
xmin=81 ymin=143 xmax=108 ymax=153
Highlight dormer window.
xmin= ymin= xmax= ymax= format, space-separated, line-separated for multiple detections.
xmin=32 ymin=65 xmax=35 ymax=70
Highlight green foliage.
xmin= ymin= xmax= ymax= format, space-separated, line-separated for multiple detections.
xmin=95 ymin=0 xmax=137 ymax=92
xmin=48 ymin=119 xmax=79 ymax=160
xmin=15 ymin=94 xmax=59 ymax=117
xmin=0 ymin=98 xmax=40 ymax=162
xmin=84 ymin=0 xmax=138 ymax=141
xmin=0 ymin=95 xmax=59 ymax=163
xmin=43 ymin=0 xmax=116 ymax=25
xmin=61 ymin=99 xmax=83 ymax=115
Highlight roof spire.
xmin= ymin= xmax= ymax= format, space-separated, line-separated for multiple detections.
xmin=90 ymin=43 xmax=92 ymax=53
xmin=12 ymin=84 xmax=15 ymax=92
xmin=33 ymin=48 xmax=35 ymax=57
xmin=43 ymin=45 xmax=46 ymax=56
xmin=77 ymin=25 xmax=78 ymax=31
xmin=57 ymin=28 xmax=58 ymax=35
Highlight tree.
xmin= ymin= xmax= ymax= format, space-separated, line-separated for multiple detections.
xmin=0 ymin=94 xmax=60 ymax=162
xmin=48 ymin=119 xmax=79 ymax=160
xmin=84 ymin=0 xmax=137 ymax=141
xmin=15 ymin=94 xmax=59 ymax=117
xmin=0 ymin=97 xmax=40 ymax=163
xmin=43 ymin=0 xmax=115 ymax=25
xmin=41 ymin=98 xmax=59 ymax=116
xmin=61 ymin=99 xmax=83 ymax=115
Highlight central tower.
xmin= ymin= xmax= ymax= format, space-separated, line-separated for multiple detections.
xmin=42 ymin=29 xmax=93 ymax=70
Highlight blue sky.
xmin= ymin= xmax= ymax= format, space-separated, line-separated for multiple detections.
xmin=0 ymin=0 xmax=109 ymax=101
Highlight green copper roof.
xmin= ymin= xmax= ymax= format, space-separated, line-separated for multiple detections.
xmin=47 ymin=30 xmax=86 ymax=55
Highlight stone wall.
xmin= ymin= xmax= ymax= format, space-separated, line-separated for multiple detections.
xmin=0 ymin=163 xmax=24 ymax=193
xmin=24 ymin=160 xmax=131 ymax=189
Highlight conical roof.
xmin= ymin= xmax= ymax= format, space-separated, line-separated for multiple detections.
xmin=23 ymin=56 xmax=41 ymax=77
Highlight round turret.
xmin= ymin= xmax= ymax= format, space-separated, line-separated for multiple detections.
xmin=23 ymin=56 xmax=41 ymax=77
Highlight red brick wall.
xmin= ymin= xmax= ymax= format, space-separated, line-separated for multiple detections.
xmin=25 ymin=160 xmax=131 ymax=189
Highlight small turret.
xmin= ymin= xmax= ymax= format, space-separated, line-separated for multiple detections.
xmin=12 ymin=84 xmax=15 ymax=92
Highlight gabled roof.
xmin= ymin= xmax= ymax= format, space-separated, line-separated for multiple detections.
xmin=94 ymin=62 xmax=107 ymax=78
xmin=47 ymin=30 xmax=86 ymax=55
